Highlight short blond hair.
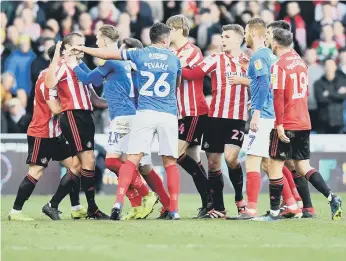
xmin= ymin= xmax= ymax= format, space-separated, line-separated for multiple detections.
xmin=99 ymin=24 xmax=119 ymax=42
xmin=222 ymin=24 xmax=244 ymax=38
xmin=247 ymin=17 xmax=266 ymax=36
xmin=166 ymin=15 xmax=190 ymax=37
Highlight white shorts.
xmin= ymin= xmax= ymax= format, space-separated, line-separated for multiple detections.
xmin=127 ymin=110 xmax=178 ymax=158
xmin=246 ymin=118 xmax=275 ymax=158
xmin=107 ymin=115 xmax=153 ymax=165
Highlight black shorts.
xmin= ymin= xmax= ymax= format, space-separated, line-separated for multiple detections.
xmin=26 ymin=135 xmax=73 ymax=167
xmin=269 ymin=129 xmax=310 ymax=161
xmin=59 ymin=110 xmax=95 ymax=154
xmin=178 ymin=114 xmax=207 ymax=145
xmin=202 ymin=117 xmax=246 ymax=153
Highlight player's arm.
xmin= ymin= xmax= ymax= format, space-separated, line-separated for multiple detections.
xmin=70 ymin=46 xmax=122 ymax=60
xmin=46 ymin=99 xmax=62 ymax=115
xmin=251 ymin=58 xmax=271 ymax=113
xmin=230 ymin=76 xmax=250 ymax=86
xmin=314 ymin=81 xmax=330 ymax=104
xmin=89 ymin=86 xmax=108 ymax=109
xmin=78 ymin=61 xmax=91 ymax=73
xmin=45 ymin=41 xmax=62 ymax=89
xmin=72 ymin=65 xmax=104 ymax=87
xmin=176 ymin=59 xmax=182 ymax=89
xmin=182 ymin=54 xmax=217 ymax=80
xmin=43 ymin=87 xmax=61 ymax=115
xmin=271 ymin=65 xmax=286 ymax=126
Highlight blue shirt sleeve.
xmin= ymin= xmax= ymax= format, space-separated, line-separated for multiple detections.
xmin=121 ymin=48 xmax=142 ymax=66
xmin=252 ymin=56 xmax=269 ymax=77
xmin=96 ymin=61 xmax=113 ymax=77
xmin=79 ymin=62 xmax=91 ymax=73
xmin=252 ymin=75 xmax=270 ymax=111
xmin=74 ymin=66 xmax=103 ymax=87
xmin=177 ymin=59 xmax=182 ymax=77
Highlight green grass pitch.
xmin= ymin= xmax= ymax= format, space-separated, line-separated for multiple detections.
xmin=1 ymin=194 xmax=346 ymax=261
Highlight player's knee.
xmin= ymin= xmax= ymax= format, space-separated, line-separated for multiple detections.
xmin=138 ymin=164 xmax=152 ymax=175
xmin=294 ymin=160 xmax=311 ymax=175
xmin=70 ymin=157 xmax=81 ymax=175
xmin=207 ymin=159 xmax=221 ymax=171
xmin=261 ymin=159 xmax=269 ymax=174
xmin=245 ymin=155 xmax=262 ymax=172
xmin=162 ymin=156 xmax=176 ymax=168
xmin=178 ymin=140 xmax=189 ymax=157
xmin=224 ymin=154 xmax=238 ymax=169
xmin=28 ymin=165 xmax=44 ymax=180
xmin=186 ymin=146 xmax=200 ymax=162
xmin=80 ymin=151 xmax=95 ymax=169
xmin=284 ymin=160 xmax=295 ymax=171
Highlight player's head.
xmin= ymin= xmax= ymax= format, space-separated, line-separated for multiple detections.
xmin=62 ymin=32 xmax=85 ymax=59
xmin=96 ymin=24 xmax=120 ymax=48
xmin=245 ymin=18 xmax=266 ymax=49
xmin=149 ymin=22 xmax=172 ymax=49
xmin=166 ymin=15 xmax=190 ymax=44
xmin=266 ymin=20 xmax=291 ymax=48
xmin=221 ymin=24 xmax=244 ymax=52
xmin=120 ymin=38 xmax=144 ymax=50
xmin=48 ymin=44 xmax=56 ymax=61
xmin=271 ymin=28 xmax=293 ymax=56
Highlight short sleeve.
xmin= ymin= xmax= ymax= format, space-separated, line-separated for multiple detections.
xmin=41 ymin=84 xmax=58 ymax=101
xmin=121 ymin=48 xmax=142 ymax=64
xmin=199 ymin=54 xmax=217 ymax=74
xmin=97 ymin=60 xmax=113 ymax=76
xmin=252 ymin=56 xmax=270 ymax=77
xmin=186 ymin=49 xmax=203 ymax=68
xmin=271 ymin=64 xmax=286 ymax=90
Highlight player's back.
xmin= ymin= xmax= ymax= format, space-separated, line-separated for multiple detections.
xmin=28 ymin=69 xmax=60 ymax=138
xmin=248 ymin=47 xmax=275 ymax=119
xmin=272 ymin=51 xmax=311 ymax=130
xmin=99 ymin=60 xmax=136 ymax=120
xmin=127 ymin=46 xmax=181 ymax=116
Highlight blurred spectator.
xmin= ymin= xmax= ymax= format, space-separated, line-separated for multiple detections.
xmin=5 ymin=25 xmax=19 ymax=51
xmin=333 ymin=21 xmax=345 ymax=48
xmin=140 ymin=27 xmax=151 ymax=47
xmin=15 ymin=0 xmax=47 ymax=26
xmin=5 ymin=34 xmax=36 ymax=99
xmin=1 ymin=12 xmax=8 ymax=28
xmin=284 ymin=2 xmax=306 ymax=55
xmin=310 ymin=2 xmax=335 ymax=45
xmin=78 ymin=12 xmax=97 ymax=69
xmin=261 ymin=9 xmax=275 ymax=25
xmin=314 ymin=0 xmax=346 ymax=22
xmin=127 ymin=0 xmax=154 ymax=40
xmin=1 ymin=72 xmax=14 ymax=109
xmin=46 ymin=18 xmax=62 ymax=41
xmin=1 ymin=29 xmax=11 ymax=73
xmin=90 ymin=1 xmax=119 ymax=27
xmin=20 ymin=8 xmax=41 ymax=41
xmin=312 ymin=24 xmax=339 ymax=62
xmin=339 ymin=48 xmax=346 ymax=75
xmin=305 ymin=48 xmax=325 ymax=132
xmin=248 ymin=1 xmax=261 ymax=18
xmin=145 ymin=0 xmax=163 ymax=22
xmin=60 ymin=14 xmax=73 ymax=36
xmin=235 ymin=10 xmax=253 ymax=28
xmin=5 ymin=97 xmax=30 ymax=133
xmin=13 ymin=17 xmax=25 ymax=34
xmin=205 ymin=33 xmax=222 ymax=56
xmin=117 ymin=13 xmax=131 ymax=39
xmin=315 ymin=59 xmax=346 ymax=133
xmin=163 ymin=1 xmax=182 ymax=22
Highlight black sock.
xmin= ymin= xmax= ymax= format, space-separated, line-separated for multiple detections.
xmin=81 ymin=169 xmax=98 ymax=212
xmin=50 ymin=169 xmax=78 ymax=208
xmin=198 ymin=161 xmax=207 ymax=177
xmin=178 ymin=154 xmax=210 ymax=208
xmin=69 ymin=176 xmax=81 ymax=207
xmin=13 ymin=174 xmax=38 ymax=211
xmin=227 ymin=163 xmax=244 ymax=202
xmin=292 ymin=170 xmax=313 ymax=208
xmin=209 ymin=170 xmax=225 ymax=211
xmin=269 ymin=177 xmax=284 ymax=212
xmin=306 ymin=169 xmax=331 ymax=198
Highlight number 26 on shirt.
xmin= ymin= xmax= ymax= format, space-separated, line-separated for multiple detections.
xmin=139 ymin=70 xmax=170 ymax=97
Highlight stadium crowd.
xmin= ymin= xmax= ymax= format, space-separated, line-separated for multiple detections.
xmin=1 ymin=0 xmax=346 ymax=134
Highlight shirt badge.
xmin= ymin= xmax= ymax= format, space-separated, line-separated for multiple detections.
xmin=271 ymin=74 xmax=277 ymax=84
xmin=254 ymin=59 xmax=262 ymax=70
xmin=99 ymin=59 xmax=106 ymax=66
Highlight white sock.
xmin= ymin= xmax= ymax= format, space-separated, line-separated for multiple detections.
xmin=327 ymin=193 xmax=333 ymax=202
xmin=10 ymin=209 xmax=21 ymax=214
xmin=71 ymin=205 xmax=82 ymax=211
xmin=270 ymin=209 xmax=280 ymax=216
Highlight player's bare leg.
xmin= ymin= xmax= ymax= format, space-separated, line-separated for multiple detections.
xmin=285 ymin=160 xmax=316 ymax=218
xmin=162 ymin=155 xmax=180 ymax=220
xmin=177 ymin=140 xmax=212 ymax=217
xmin=9 ymin=164 xmax=45 ymax=221
xmin=139 ymin=164 xmax=170 ymax=219
xmin=294 ymin=160 xmax=342 ymax=220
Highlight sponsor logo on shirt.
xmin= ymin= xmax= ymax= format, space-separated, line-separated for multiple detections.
xmin=149 ymin=53 xmax=168 ymax=61
xmin=254 ymin=59 xmax=262 ymax=70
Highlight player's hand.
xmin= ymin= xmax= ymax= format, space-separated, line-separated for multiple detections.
xmin=323 ymin=90 xmax=329 ymax=97
xmin=229 ymin=75 xmax=242 ymax=85
xmin=52 ymin=41 xmax=62 ymax=62
xmin=338 ymin=86 xmax=346 ymax=94
xmin=70 ymin=45 xmax=84 ymax=52
xmin=277 ymin=124 xmax=290 ymax=143
xmin=250 ymin=110 xmax=260 ymax=132
xmin=246 ymin=101 xmax=251 ymax=111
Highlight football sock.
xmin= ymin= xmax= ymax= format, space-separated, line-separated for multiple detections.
xmin=198 ymin=161 xmax=207 ymax=176
xmin=178 ymin=154 xmax=209 ymax=207
xmin=13 ymin=174 xmax=38 ymax=211
xmin=305 ymin=169 xmax=332 ymax=199
xmin=131 ymin=170 xmax=149 ymax=196
xmin=143 ymin=169 xmax=170 ymax=208
xmin=282 ymin=166 xmax=301 ymax=202
xmin=126 ymin=189 xmax=142 ymax=207
xmin=50 ymin=169 xmax=79 ymax=208
xmin=105 ymin=157 xmax=123 ymax=174
xmin=292 ymin=170 xmax=313 ymax=208
xmin=282 ymin=175 xmax=297 ymax=209
xmin=208 ymin=170 xmax=225 ymax=211
xmin=80 ymin=169 xmax=98 ymax=212
xmin=69 ymin=175 xmax=81 ymax=207
xmin=227 ymin=163 xmax=244 ymax=202
xmin=116 ymin=160 xmax=136 ymax=206
xmin=269 ymin=177 xmax=284 ymax=216
xmin=165 ymin=164 xmax=180 ymax=212
xmin=246 ymin=171 xmax=261 ymax=212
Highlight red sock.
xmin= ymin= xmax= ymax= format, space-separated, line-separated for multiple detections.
xmin=126 ymin=188 xmax=142 ymax=207
xmin=143 ymin=169 xmax=170 ymax=208
xmin=282 ymin=166 xmax=302 ymax=202
xmin=105 ymin=157 xmax=123 ymax=174
xmin=131 ymin=170 xmax=149 ymax=196
xmin=282 ymin=175 xmax=296 ymax=207
xmin=165 ymin=164 xmax=180 ymax=212
xmin=246 ymin=172 xmax=261 ymax=211
xmin=116 ymin=160 xmax=136 ymax=205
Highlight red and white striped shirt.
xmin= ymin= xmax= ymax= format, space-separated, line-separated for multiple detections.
xmin=27 ymin=69 xmax=61 ymax=138
xmin=55 ymin=59 xmax=93 ymax=112
xmin=182 ymin=52 xmax=249 ymax=120
xmin=176 ymin=42 xmax=209 ymax=118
